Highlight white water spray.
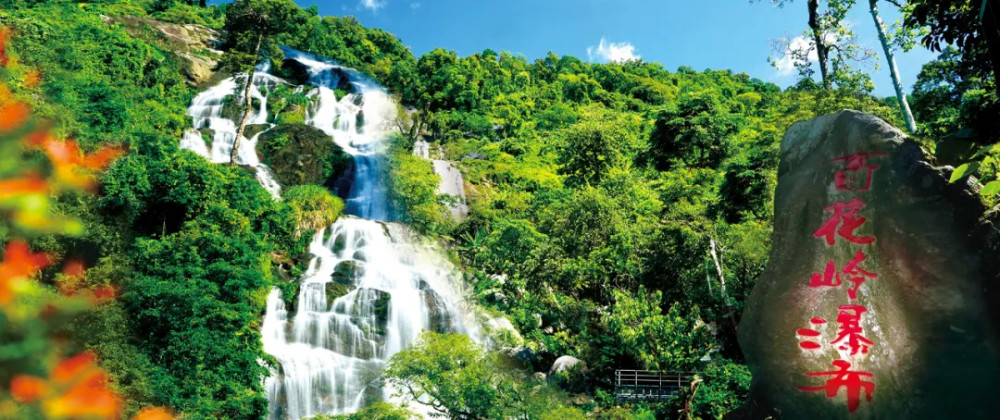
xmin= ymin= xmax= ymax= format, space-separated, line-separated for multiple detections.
xmin=180 ymin=63 xmax=284 ymax=199
xmin=181 ymin=49 xmax=479 ymax=419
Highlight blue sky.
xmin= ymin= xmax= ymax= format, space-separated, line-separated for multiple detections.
xmin=289 ymin=0 xmax=939 ymax=98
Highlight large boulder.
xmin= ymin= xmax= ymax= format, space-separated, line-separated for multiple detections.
xmin=258 ymin=124 xmax=352 ymax=187
xmin=279 ymin=58 xmax=312 ymax=85
xmin=737 ymin=110 xmax=1000 ymax=419
xmin=548 ymin=355 xmax=585 ymax=376
xmin=104 ymin=15 xmax=222 ymax=86
xmin=485 ymin=316 xmax=523 ymax=346
xmin=417 ymin=280 xmax=452 ymax=333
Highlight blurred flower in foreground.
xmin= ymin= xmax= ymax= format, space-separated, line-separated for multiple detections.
xmin=28 ymin=132 xmax=123 ymax=192
xmin=0 ymin=240 xmax=50 ymax=304
xmin=0 ymin=27 xmax=173 ymax=419
xmin=11 ymin=353 xmax=121 ymax=418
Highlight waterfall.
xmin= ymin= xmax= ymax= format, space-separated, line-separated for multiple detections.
xmin=180 ymin=62 xmax=284 ymax=199
xmin=182 ymin=49 xmax=479 ymax=419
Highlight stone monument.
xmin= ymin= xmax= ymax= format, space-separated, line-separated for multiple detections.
xmin=737 ymin=110 xmax=1000 ymax=419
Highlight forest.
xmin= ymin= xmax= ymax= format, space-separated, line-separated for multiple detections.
xmin=0 ymin=0 xmax=997 ymax=419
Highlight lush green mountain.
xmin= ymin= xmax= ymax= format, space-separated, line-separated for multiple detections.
xmin=0 ymin=1 xmax=995 ymax=419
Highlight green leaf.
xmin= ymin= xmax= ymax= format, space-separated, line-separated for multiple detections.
xmin=971 ymin=143 xmax=1000 ymax=159
xmin=950 ymin=163 xmax=971 ymax=183
xmin=981 ymin=180 xmax=1000 ymax=197
xmin=949 ymin=161 xmax=980 ymax=183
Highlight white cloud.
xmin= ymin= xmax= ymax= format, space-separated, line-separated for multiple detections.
xmin=773 ymin=35 xmax=817 ymax=76
xmin=360 ymin=0 xmax=385 ymax=11
xmin=586 ymin=38 xmax=640 ymax=63
xmin=772 ymin=32 xmax=838 ymax=76
xmin=410 ymin=2 xmax=421 ymax=9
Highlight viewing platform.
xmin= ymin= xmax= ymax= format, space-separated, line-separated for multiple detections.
xmin=613 ymin=370 xmax=697 ymax=403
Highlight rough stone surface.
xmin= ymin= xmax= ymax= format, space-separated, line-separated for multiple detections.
xmin=548 ymin=355 xmax=585 ymax=376
xmin=737 ymin=110 xmax=1000 ymax=419
xmin=500 ymin=346 xmax=538 ymax=366
xmin=258 ymin=124 xmax=352 ymax=187
xmin=485 ymin=316 xmax=523 ymax=345
xmin=105 ymin=15 xmax=222 ymax=86
xmin=417 ymin=279 xmax=452 ymax=333
xmin=331 ymin=260 xmax=365 ymax=286
xmin=413 ymin=140 xmax=469 ymax=221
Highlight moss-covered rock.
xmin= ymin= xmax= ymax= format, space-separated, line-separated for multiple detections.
xmin=332 ymin=260 xmax=365 ymax=285
xmin=283 ymin=185 xmax=344 ymax=236
xmin=279 ymin=58 xmax=311 ymax=85
xmin=267 ymin=84 xmax=314 ymax=125
xmin=243 ymin=123 xmax=270 ymax=140
xmin=258 ymin=123 xmax=352 ymax=186
xmin=325 ymin=282 xmax=349 ymax=303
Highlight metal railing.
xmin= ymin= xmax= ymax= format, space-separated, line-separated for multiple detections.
xmin=613 ymin=370 xmax=697 ymax=403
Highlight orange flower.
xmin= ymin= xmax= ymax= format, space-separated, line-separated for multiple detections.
xmin=28 ymin=135 xmax=123 ymax=191
xmin=0 ymin=27 xmax=8 ymax=67
xmin=0 ymin=240 xmax=51 ymax=304
xmin=24 ymin=68 xmax=41 ymax=89
xmin=10 ymin=375 xmax=46 ymax=403
xmin=133 ymin=407 xmax=175 ymax=420
xmin=45 ymin=371 xmax=120 ymax=419
xmin=10 ymin=353 xmax=122 ymax=419
xmin=56 ymin=260 xmax=85 ymax=295
xmin=91 ymin=285 xmax=117 ymax=302
xmin=0 ymin=175 xmax=49 ymax=200
xmin=0 ymin=102 xmax=29 ymax=133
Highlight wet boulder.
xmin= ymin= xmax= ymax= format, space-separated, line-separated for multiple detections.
xmin=420 ymin=288 xmax=452 ymax=333
xmin=243 ymin=123 xmax=270 ymax=140
xmin=325 ymin=282 xmax=348 ymax=304
xmin=349 ymin=287 xmax=391 ymax=336
xmin=280 ymin=58 xmax=312 ymax=85
xmin=258 ymin=124 xmax=352 ymax=187
xmin=500 ymin=346 xmax=538 ymax=366
xmin=485 ymin=316 xmax=523 ymax=346
xmin=737 ymin=110 xmax=1000 ymax=419
xmin=331 ymin=260 xmax=365 ymax=286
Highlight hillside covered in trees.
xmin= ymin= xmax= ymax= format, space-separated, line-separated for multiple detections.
xmin=0 ymin=0 xmax=997 ymax=419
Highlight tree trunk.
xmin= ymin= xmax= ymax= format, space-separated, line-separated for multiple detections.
xmin=231 ymin=35 xmax=262 ymax=165
xmin=710 ymin=238 xmax=739 ymax=333
xmin=807 ymin=0 xmax=832 ymax=89
xmin=869 ymin=0 xmax=918 ymax=133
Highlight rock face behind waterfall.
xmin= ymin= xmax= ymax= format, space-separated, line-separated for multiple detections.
xmin=736 ymin=110 xmax=1000 ymax=419
xmin=258 ymin=124 xmax=352 ymax=186
xmin=103 ymin=15 xmax=221 ymax=85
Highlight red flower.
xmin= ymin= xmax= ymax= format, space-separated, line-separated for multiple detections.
xmin=0 ymin=240 xmax=51 ymax=304
xmin=10 ymin=352 xmax=123 ymax=419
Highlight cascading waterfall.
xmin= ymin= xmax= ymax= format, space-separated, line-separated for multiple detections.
xmin=180 ymin=62 xmax=284 ymax=198
xmin=182 ymin=49 xmax=479 ymax=419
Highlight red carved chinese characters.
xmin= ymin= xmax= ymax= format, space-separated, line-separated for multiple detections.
xmin=794 ymin=151 xmax=885 ymax=414
xmin=841 ymin=251 xmax=877 ymax=300
xmin=798 ymin=360 xmax=875 ymax=413
xmin=809 ymin=250 xmax=877 ymax=300
xmin=832 ymin=152 xmax=887 ymax=192
xmin=813 ymin=199 xmax=876 ymax=246
xmin=832 ymin=305 xmax=874 ymax=356
xmin=797 ymin=317 xmax=827 ymax=350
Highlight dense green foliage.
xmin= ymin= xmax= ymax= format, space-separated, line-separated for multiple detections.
xmin=4 ymin=0 xmax=998 ymax=418
xmin=310 ymin=402 xmax=416 ymax=420
xmin=385 ymin=135 xmax=455 ymax=234
xmin=380 ymin=44 xmax=902 ymax=412
xmin=283 ymin=184 xmax=345 ymax=234
xmin=385 ymin=332 xmax=585 ymax=419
